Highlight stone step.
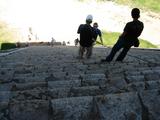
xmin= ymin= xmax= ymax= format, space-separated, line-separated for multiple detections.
xmin=0 ymin=83 xmax=12 ymax=91
xmin=0 ymin=91 xmax=11 ymax=102
xmin=0 ymin=68 xmax=14 ymax=83
xmin=125 ymin=75 xmax=145 ymax=83
xmin=125 ymin=67 xmax=152 ymax=72
xmin=13 ymin=76 xmax=46 ymax=83
xmin=84 ymin=69 xmax=106 ymax=74
xmin=12 ymin=82 xmax=47 ymax=91
xmin=12 ymin=89 xmax=48 ymax=101
xmin=48 ymin=88 xmax=70 ymax=99
xmin=125 ymin=73 xmax=160 ymax=83
xmin=9 ymin=100 xmax=49 ymax=120
xmin=50 ymin=96 xmax=94 ymax=120
xmin=0 ymin=101 xmax=9 ymax=120
xmin=14 ymin=65 xmax=51 ymax=73
xmin=1 ymin=90 xmax=158 ymax=120
xmin=94 ymin=92 xmax=142 ymax=120
xmin=106 ymin=77 xmax=127 ymax=89
xmin=139 ymin=89 xmax=160 ymax=120
xmin=124 ymin=71 xmax=141 ymax=76
xmin=48 ymin=86 xmax=104 ymax=100
xmin=47 ymin=73 xmax=107 ymax=88
xmin=48 ymin=80 xmax=81 ymax=89
xmin=47 ymin=72 xmax=82 ymax=80
xmin=69 ymin=86 xmax=104 ymax=97
xmin=124 ymin=80 xmax=160 ymax=92
xmin=82 ymin=73 xmax=106 ymax=80
xmin=14 ymin=72 xmax=49 ymax=78
xmin=50 ymin=90 xmax=160 ymax=120
xmin=107 ymin=73 xmax=125 ymax=79
xmin=82 ymin=77 xmax=107 ymax=87
xmin=14 ymin=67 xmax=33 ymax=74
xmin=1 ymin=46 xmax=160 ymax=119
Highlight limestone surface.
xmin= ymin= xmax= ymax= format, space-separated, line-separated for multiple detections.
xmin=0 ymin=46 xmax=160 ymax=120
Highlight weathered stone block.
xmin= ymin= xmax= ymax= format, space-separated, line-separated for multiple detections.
xmin=145 ymin=80 xmax=160 ymax=90
xmin=9 ymin=100 xmax=49 ymax=120
xmin=94 ymin=92 xmax=142 ymax=120
xmin=125 ymin=71 xmax=141 ymax=76
xmin=82 ymin=74 xmax=106 ymax=80
xmin=107 ymin=78 xmax=127 ymax=90
xmin=13 ymin=76 xmax=46 ymax=83
xmin=126 ymin=75 xmax=145 ymax=83
xmin=12 ymin=89 xmax=47 ymax=101
xmin=126 ymin=82 xmax=145 ymax=92
xmin=70 ymin=86 xmax=103 ymax=97
xmin=0 ymin=91 xmax=11 ymax=102
xmin=144 ymin=73 xmax=160 ymax=81
xmin=14 ymin=67 xmax=32 ymax=74
xmin=139 ymin=89 xmax=160 ymax=120
xmin=12 ymin=82 xmax=47 ymax=91
xmin=0 ymin=68 xmax=14 ymax=83
xmin=0 ymin=101 xmax=9 ymax=120
xmin=0 ymin=83 xmax=12 ymax=91
xmin=50 ymin=96 xmax=93 ymax=120
xmin=48 ymin=80 xmax=81 ymax=89
xmin=48 ymin=88 xmax=70 ymax=99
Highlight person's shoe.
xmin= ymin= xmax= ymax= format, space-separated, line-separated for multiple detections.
xmin=115 ymin=58 xmax=123 ymax=62
xmin=101 ymin=59 xmax=111 ymax=62
xmin=116 ymin=60 xmax=123 ymax=62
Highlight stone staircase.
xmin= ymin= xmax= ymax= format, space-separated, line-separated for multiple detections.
xmin=0 ymin=46 xmax=160 ymax=120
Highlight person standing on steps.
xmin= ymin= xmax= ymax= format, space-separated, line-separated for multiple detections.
xmin=101 ymin=8 xmax=144 ymax=62
xmin=77 ymin=14 xmax=96 ymax=59
xmin=51 ymin=37 xmax=56 ymax=47
xmin=93 ymin=22 xmax=103 ymax=45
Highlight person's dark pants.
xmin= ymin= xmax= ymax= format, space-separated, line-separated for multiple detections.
xmin=106 ymin=37 xmax=131 ymax=61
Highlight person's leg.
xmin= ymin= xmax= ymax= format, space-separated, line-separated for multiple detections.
xmin=116 ymin=46 xmax=131 ymax=61
xmin=79 ymin=46 xmax=85 ymax=58
xmin=86 ymin=46 xmax=93 ymax=59
xmin=104 ymin=37 xmax=124 ymax=62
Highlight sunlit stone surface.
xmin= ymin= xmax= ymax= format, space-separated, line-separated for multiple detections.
xmin=0 ymin=46 xmax=160 ymax=120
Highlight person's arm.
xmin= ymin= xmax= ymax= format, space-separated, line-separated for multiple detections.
xmin=119 ymin=23 xmax=129 ymax=38
xmin=77 ymin=26 xmax=81 ymax=34
xmin=120 ymin=31 xmax=127 ymax=37
xmin=137 ymin=22 xmax=144 ymax=37
xmin=99 ymin=30 xmax=103 ymax=45
xmin=99 ymin=36 xmax=103 ymax=45
xmin=77 ymin=24 xmax=84 ymax=34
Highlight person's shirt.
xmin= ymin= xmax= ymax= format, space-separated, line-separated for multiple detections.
xmin=93 ymin=27 xmax=102 ymax=40
xmin=123 ymin=20 xmax=144 ymax=41
xmin=77 ymin=24 xmax=95 ymax=47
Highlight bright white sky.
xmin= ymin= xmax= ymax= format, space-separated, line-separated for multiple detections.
xmin=0 ymin=0 xmax=100 ymax=43
xmin=0 ymin=0 xmax=160 ymax=44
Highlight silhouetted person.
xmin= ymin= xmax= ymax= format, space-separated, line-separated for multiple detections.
xmin=51 ymin=37 xmax=55 ymax=47
xmin=101 ymin=8 xmax=144 ymax=62
xmin=77 ymin=15 xmax=95 ymax=59
xmin=74 ymin=38 xmax=79 ymax=46
xmin=62 ymin=41 xmax=66 ymax=46
xmin=93 ymin=22 xmax=103 ymax=45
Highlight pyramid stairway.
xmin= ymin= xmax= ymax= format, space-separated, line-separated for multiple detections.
xmin=0 ymin=46 xmax=160 ymax=120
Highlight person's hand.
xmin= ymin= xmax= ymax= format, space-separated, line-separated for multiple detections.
xmin=92 ymin=38 xmax=95 ymax=42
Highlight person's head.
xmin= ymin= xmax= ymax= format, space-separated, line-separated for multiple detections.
xmin=93 ymin=22 xmax=98 ymax=28
xmin=131 ymin=8 xmax=140 ymax=19
xmin=86 ymin=14 xmax=93 ymax=24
